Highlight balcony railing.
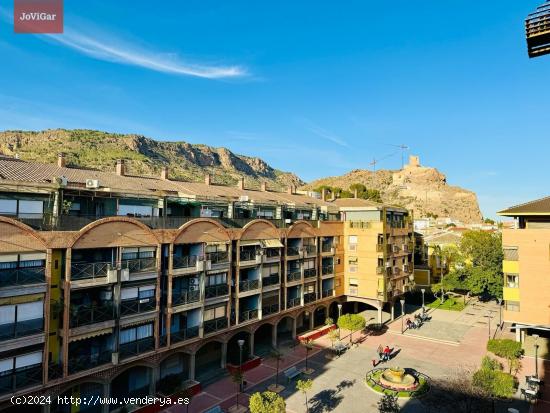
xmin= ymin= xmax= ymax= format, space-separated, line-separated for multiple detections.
xmin=171 ymin=326 xmax=200 ymax=344
xmin=239 ymin=279 xmax=260 ymax=292
xmin=304 ymin=292 xmax=317 ymax=304
xmin=321 ymin=243 xmax=334 ymax=253
xmin=287 ymin=246 xmax=300 ymax=256
xmin=120 ymin=297 xmax=156 ymax=316
xmin=287 ymin=270 xmax=301 ymax=282
xmin=68 ymin=350 xmax=112 ymax=374
xmin=239 ymin=309 xmax=259 ymax=322
xmin=0 ymin=318 xmax=43 ymax=341
xmin=122 ymin=257 xmax=157 ymax=274
xmin=206 ymin=251 xmax=229 ymax=265
xmin=322 ymin=265 xmax=334 ymax=275
xmin=48 ymin=363 xmax=63 ymax=381
xmin=203 ymin=317 xmax=228 ymax=334
xmin=304 ymin=245 xmax=317 ymax=255
xmin=262 ymin=303 xmax=279 ymax=316
xmin=0 ymin=365 xmax=42 ymax=395
xmin=240 ymin=249 xmax=260 ymax=262
xmin=69 ymin=303 xmax=114 ymax=328
xmin=0 ymin=267 xmax=45 ymax=286
xmin=265 ymin=248 xmax=280 ymax=259
xmin=205 ymin=284 xmax=229 ymax=299
xmin=119 ymin=336 xmax=155 ymax=360
xmin=172 ymin=255 xmax=199 ymax=270
xmin=71 ymin=261 xmax=112 ymax=281
xmin=287 ymin=297 xmax=301 ymax=308
xmin=304 ymin=268 xmax=316 ymax=279
xmin=262 ymin=274 xmax=279 ymax=287
xmin=172 ymin=290 xmax=200 ymax=306
xmin=322 ymin=289 xmax=334 ymax=298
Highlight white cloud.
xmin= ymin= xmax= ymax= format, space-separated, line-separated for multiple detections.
xmin=299 ymin=118 xmax=349 ymax=148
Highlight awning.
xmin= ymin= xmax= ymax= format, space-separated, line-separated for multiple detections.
xmin=348 ymin=257 xmax=358 ymax=263
xmin=261 ymin=239 xmax=284 ymax=248
xmin=240 ymin=240 xmax=261 ymax=246
xmin=70 ymin=328 xmax=112 ymax=342
xmin=120 ymin=318 xmax=155 ymax=328
xmin=0 ymin=293 xmax=43 ymax=306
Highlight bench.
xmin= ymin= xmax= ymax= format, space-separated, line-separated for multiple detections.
xmin=204 ymin=405 xmax=223 ymax=413
xmin=284 ymin=366 xmax=301 ymax=382
xmin=334 ymin=342 xmax=347 ymax=356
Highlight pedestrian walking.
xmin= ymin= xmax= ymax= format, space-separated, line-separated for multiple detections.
xmin=377 ymin=344 xmax=383 ymax=361
xmin=383 ymin=345 xmax=391 ymax=361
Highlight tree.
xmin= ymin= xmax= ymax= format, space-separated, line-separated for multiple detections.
xmin=302 ymin=339 xmax=314 ymax=374
xmin=377 ymin=393 xmax=400 ymax=413
xmin=486 ymin=339 xmax=523 ymax=374
xmin=296 ymin=379 xmax=313 ymax=413
xmin=459 ymin=230 xmax=503 ymax=276
xmin=337 ymin=313 xmax=366 ymax=344
xmin=230 ymin=370 xmax=244 ymax=409
xmin=328 ymin=328 xmax=339 ymax=350
xmin=249 ymin=391 xmax=286 ymax=413
xmin=269 ymin=348 xmax=284 ymax=392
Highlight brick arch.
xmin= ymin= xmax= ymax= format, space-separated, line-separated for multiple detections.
xmin=110 ymin=362 xmax=155 ymax=382
xmin=239 ymin=219 xmax=280 ymax=240
xmin=70 ymin=216 xmax=159 ymax=249
xmin=251 ymin=319 xmax=277 ymax=334
xmin=191 ymin=337 xmax=226 ymax=354
xmin=158 ymin=349 xmax=193 ymax=364
xmin=55 ymin=378 xmax=108 ymax=397
xmin=173 ymin=218 xmax=231 ymax=244
xmin=286 ymin=221 xmax=316 ymax=238
xmin=0 ymin=216 xmax=47 ymax=252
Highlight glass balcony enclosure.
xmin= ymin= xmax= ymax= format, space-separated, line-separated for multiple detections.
xmin=0 ymin=301 xmax=44 ymax=341
xmin=0 ymin=253 xmax=46 ymax=286
xmin=69 ymin=287 xmax=114 ymax=328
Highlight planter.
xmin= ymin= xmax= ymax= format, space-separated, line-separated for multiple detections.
xmin=227 ymin=356 xmax=262 ymax=374
xmin=298 ymin=324 xmax=336 ymax=342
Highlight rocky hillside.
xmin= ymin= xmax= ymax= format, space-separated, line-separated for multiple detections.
xmin=303 ymin=156 xmax=483 ymax=223
xmin=0 ymin=129 xmax=303 ymax=189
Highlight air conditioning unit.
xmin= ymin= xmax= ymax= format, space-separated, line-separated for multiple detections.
xmin=239 ymin=195 xmax=249 ymax=202
xmin=107 ymin=268 xmax=118 ymax=283
xmin=52 ymin=176 xmax=68 ymax=187
xmin=86 ymin=179 xmax=100 ymax=189
xmin=121 ymin=268 xmax=130 ymax=281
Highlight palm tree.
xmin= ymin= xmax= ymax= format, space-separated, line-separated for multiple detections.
xmin=296 ymin=379 xmax=313 ymax=413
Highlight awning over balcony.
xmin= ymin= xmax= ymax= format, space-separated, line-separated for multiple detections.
xmin=261 ymin=239 xmax=283 ymax=248
xmin=69 ymin=327 xmax=112 ymax=342
xmin=240 ymin=240 xmax=261 ymax=246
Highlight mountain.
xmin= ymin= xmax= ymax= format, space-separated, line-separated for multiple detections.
xmin=302 ymin=156 xmax=483 ymax=223
xmin=0 ymin=129 xmax=304 ymax=189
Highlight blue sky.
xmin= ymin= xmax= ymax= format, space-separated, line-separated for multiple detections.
xmin=0 ymin=1 xmax=549 ymax=219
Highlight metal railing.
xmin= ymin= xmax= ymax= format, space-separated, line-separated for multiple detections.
xmin=171 ymin=326 xmax=199 ymax=344
xmin=265 ymin=248 xmax=280 ymax=258
xmin=239 ymin=279 xmax=260 ymax=292
xmin=322 ymin=265 xmax=334 ymax=275
xmin=119 ymin=336 xmax=155 ymax=360
xmin=303 ymin=245 xmax=317 ymax=255
xmin=172 ymin=255 xmax=199 ymax=269
xmin=203 ymin=317 xmax=228 ymax=334
xmin=262 ymin=303 xmax=279 ymax=316
xmin=262 ymin=274 xmax=279 ymax=287
xmin=239 ymin=309 xmax=259 ymax=322
xmin=71 ymin=261 xmax=112 ymax=281
xmin=240 ymin=249 xmax=260 ymax=262
xmin=120 ymin=297 xmax=156 ymax=316
xmin=322 ymin=289 xmax=334 ymax=298
xmin=122 ymin=257 xmax=157 ymax=274
xmin=287 ymin=297 xmax=301 ymax=308
xmin=287 ymin=246 xmax=300 ymax=256
xmin=0 ymin=318 xmax=43 ymax=341
xmin=321 ymin=243 xmax=334 ymax=253
xmin=68 ymin=350 xmax=112 ymax=374
xmin=304 ymin=268 xmax=316 ymax=279
xmin=69 ymin=303 xmax=114 ymax=328
xmin=206 ymin=251 xmax=229 ymax=264
xmin=304 ymin=292 xmax=317 ymax=304
xmin=0 ymin=267 xmax=45 ymax=286
xmin=172 ymin=290 xmax=200 ymax=306
xmin=0 ymin=365 xmax=42 ymax=395
xmin=205 ymin=284 xmax=229 ymax=299
xmin=48 ymin=363 xmax=63 ymax=380
xmin=287 ymin=270 xmax=301 ymax=282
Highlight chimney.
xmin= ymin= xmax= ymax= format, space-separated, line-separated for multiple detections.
xmin=261 ymin=182 xmax=267 ymax=192
xmin=57 ymin=152 xmax=66 ymax=168
xmin=287 ymin=184 xmax=296 ymax=195
xmin=321 ymin=188 xmax=327 ymax=201
xmin=161 ymin=166 xmax=169 ymax=180
xmin=237 ymin=177 xmax=245 ymax=190
xmin=116 ymin=159 xmax=125 ymax=176
xmin=354 ymin=188 xmax=358 ymax=199
xmin=204 ymin=173 xmax=211 ymax=185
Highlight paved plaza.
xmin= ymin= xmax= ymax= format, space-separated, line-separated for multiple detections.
xmin=163 ymin=301 xmax=547 ymax=413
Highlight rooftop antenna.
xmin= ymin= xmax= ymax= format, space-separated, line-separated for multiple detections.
xmin=394 ymin=144 xmax=409 ymax=169
xmin=369 ymin=157 xmax=378 ymax=188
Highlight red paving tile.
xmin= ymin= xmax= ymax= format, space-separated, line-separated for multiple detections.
xmin=167 ymin=392 xmax=220 ymax=413
xmin=202 ymin=376 xmax=238 ymax=399
xmin=219 ymin=393 xmax=250 ymax=412
xmin=243 ymin=364 xmax=275 ymax=383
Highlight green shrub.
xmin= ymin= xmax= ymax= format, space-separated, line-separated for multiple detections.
xmin=249 ymin=391 xmax=286 ymax=413
xmin=473 ymin=368 xmax=516 ymax=399
xmin=480 ymin=355 xmax=502 ymax=372
xmin=487 ymin=339 xmax=523 ymax=373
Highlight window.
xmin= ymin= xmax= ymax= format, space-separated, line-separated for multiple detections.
xmin=18 ymin=200 xmax=43 ymax=215
xmin=120 ymin=323 xmax=153 ymax=344
xmin=0 ymin=301 xmax=43 ymax=325
xmin=204 ymin=305 xmax=226 ymax=321
xmin=0 ymin=351 xmax=42 ymax=375
xmin=121 ymin=247 xmax=155 ymax=260
xmin=118 ymin=204 xmax=155 ymax=217
xmin=348 ymin=235 xmax=358 ymax=244
xmin=206 ymin=273 xmax=227 ymax=286
xmin=506 ymin=274 xmax=519 ymax=288
xmin=503 ymin=247 xmax=519 ymax=261
xmin=303 ymin=259 xmax=315 ymax=269
xmin=349 ymin=278 xmax=358 ymax=286
xmin=139 ymin=285 xmax=155 ymax=299
xmin=505 ymin=301 xmax=520 ymax=312
xmin=0 ymin=199 xmax=17 ymax=214
xmin=349 ymin=264 xmax=357 ymax=273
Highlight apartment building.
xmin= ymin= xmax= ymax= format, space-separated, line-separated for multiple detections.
xmin=0 ymin=154 xmax=413 ymax=413
xmin=526 ymin=1 xmax=550 ymax=58
xmin=498 ymin=197 xmax=550 ymax=342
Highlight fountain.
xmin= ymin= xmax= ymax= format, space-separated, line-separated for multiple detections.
xmin=378 ymin=367 xmax=419 ymax=392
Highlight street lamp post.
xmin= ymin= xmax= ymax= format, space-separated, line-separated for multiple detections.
xmin=533 ymin=334 xmax=540 ymax=378
xmin=421 ymin=288 xmax=426 ymax=309
xmin=400 ymin=299 xmax=405 ymax=334
xmin=487 ymin=311 xmax=491 ymax=339
xmin=337 ymin=304 xmax=342 ymax=340
xmin=497 ymin=298 xmax=502 ymax=330
xmin=237 ymin=339 xmax=245 ymax=408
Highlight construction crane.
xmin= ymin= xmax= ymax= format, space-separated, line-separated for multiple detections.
xmin=526 ymin=1 xmax=550 ymax=58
